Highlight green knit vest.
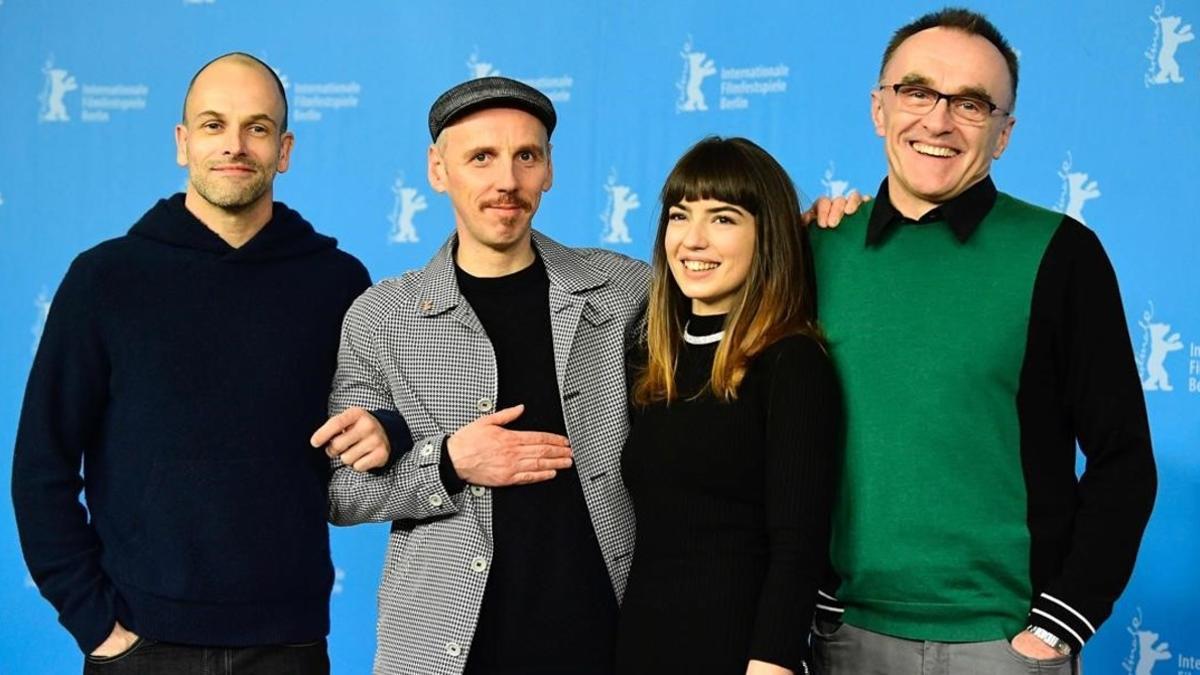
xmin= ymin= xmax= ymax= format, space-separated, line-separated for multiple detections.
xmin=812 ymin=192 xmax=1061 ymax=642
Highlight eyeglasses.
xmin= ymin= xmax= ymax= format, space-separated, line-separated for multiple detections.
xmin=878 ymin=83 xmax=1010 ymax=124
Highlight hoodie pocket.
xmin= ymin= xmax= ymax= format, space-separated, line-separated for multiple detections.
xmin=118 ymin=457 xmax=329 ymax=603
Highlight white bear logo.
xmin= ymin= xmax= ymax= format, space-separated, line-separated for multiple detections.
xmin=387 ymin=176 xmax=426 ymax=244
xmin=600 ymin=170 xmax=639 ymax=244
xmin=39 ymin=59 xmax=77 ymax=123
xmin=1055 ymin=152 xmax=1100 ymax=224
xmin=1123 ymin=610 xmax=1173 ymax=675
xmin=1142 ymin=322 xmax=1183 ymax=391
xmin=676 ymin=37 xmax=716 ymax=112
xmin=1136 ymin=302 xmax=1184 ymax=392
xmin=821 ymin=162 xmax=851 ymax=198
xmin=1064 ymin=172 xmax=1101 ymax=224
xmin=467 ymin=48 xmax=500 ymax=79
xmin=1149 ymin=9 xmax=1193 ymax=85
xmin=1133 ymin=628 xmax=1171 ymax=675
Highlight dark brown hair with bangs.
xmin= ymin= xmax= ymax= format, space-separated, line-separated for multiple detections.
xmin=633 ymin=136 xmax=820 ymax=405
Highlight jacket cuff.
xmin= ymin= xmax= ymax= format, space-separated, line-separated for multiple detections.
xmin=366 ymin=409 xmax=411 ymax=476
xmin=814 ymin=588 xmax=845 ymax=625
xmin=406 ymin=435 xmax=461 ymax=517
xmin=1027 ymin=592 xmax=1096 ymax=654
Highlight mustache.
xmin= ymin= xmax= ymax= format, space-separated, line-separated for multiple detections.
xmin=482 ymin=196 xmax=532 ymax=211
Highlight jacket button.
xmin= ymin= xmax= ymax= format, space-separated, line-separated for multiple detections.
xmin=419 ymin=441 xmax=435 ymax=457
xmin=476 ymin=397 xmax=494 ymax=413
xmin=470 ymin=556 xmax=488 ymax=573
xmin=445 ymin=642 xmax=462 ymax=657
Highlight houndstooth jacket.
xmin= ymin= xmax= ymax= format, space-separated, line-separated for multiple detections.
xmin=328 ymin=230 xmax=650 ymax=675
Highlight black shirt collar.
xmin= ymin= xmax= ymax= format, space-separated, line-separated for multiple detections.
xmin=866 ymin=175 xmax=997 ymax=247
xmin=685 ymin=312 xmax=727 ymax=338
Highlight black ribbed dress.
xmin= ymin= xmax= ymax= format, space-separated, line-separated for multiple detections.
xmin=616 ymin=313 xmax=842 ymax=675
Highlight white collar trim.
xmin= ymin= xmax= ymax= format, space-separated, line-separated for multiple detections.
xmin=683 ymin=326 xmax=725 ymax=345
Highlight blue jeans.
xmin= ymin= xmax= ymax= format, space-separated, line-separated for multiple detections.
xmin=82 ymin=638 xmax=329 ymax=675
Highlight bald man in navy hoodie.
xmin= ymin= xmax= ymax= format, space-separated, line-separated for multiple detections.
xmin=12 ymin=53 xmax=386 ymax=674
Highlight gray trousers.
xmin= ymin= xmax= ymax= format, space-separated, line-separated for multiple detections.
xmin=811 ymin=621 xmax=1078 ymax=675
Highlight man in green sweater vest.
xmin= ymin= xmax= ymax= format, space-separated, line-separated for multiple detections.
xmin=810 ymin=8 xmax=1156 ymax=675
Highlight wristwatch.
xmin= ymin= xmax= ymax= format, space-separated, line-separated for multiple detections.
xmin=1025 ymin=625 xmax=1073 ymax=656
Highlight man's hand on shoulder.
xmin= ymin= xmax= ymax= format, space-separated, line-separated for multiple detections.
xmin=446 ymin=404 xmax=572 ymax=487
xmin=90 ymin=622 xmax=138 ymax=658
xmin=312 ymin=407 xmax=391 ymax=472
xmin=804 ymin=190 xmax=870 ymax=229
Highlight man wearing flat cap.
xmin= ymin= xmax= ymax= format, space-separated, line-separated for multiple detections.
xmin=321 ymin=77 xmax=649 ymax=675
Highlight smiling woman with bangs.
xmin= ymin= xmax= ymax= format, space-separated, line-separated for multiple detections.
xmin=615 ymin=136 xmax=843 ymax=675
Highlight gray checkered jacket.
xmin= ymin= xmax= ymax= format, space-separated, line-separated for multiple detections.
xmin=328 ymin=230 xmax=650 ymax=675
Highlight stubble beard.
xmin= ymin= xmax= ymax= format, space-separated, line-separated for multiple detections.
xmin=190 ymin=163 xmax=272 ymax=212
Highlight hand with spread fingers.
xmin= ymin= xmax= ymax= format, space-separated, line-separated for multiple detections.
xmin=446 ymin=404 xmax=573 ymax=487
xmin=311 ymin=407 xmax=391 ymax=473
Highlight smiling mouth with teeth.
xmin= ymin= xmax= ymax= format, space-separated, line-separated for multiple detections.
xmin=682 ymin=260 xmax=719 ymax=271
xmin=911 ymin=142 xmax=960 ymax=158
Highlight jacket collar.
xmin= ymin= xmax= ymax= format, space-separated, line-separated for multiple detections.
xmin=415 ymin=229 xmax=611 ymax=317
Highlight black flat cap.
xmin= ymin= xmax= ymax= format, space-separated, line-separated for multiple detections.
xmin=428 ymin=76 xmax=557 ymax=141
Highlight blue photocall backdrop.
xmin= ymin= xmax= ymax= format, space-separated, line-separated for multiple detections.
xmin=1 ymin=1 xmax=1196 ymax=673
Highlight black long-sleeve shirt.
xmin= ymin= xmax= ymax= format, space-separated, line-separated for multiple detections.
xmin=617 ymin=315 xmax=842 ymax=674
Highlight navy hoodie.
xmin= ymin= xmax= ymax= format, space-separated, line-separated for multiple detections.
xmin=12 ymin=194 xmax=371 ymax=652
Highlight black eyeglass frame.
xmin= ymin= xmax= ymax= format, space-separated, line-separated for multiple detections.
xmin=877 ymin=83 xmax=1011 ymax=121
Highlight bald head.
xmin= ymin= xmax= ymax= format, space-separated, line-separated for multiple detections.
xmin=182 ymin=52 xmax=288 ymax=132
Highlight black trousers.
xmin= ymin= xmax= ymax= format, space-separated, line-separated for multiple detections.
xmin=83 ymin=638 xmax=329 ymax=675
